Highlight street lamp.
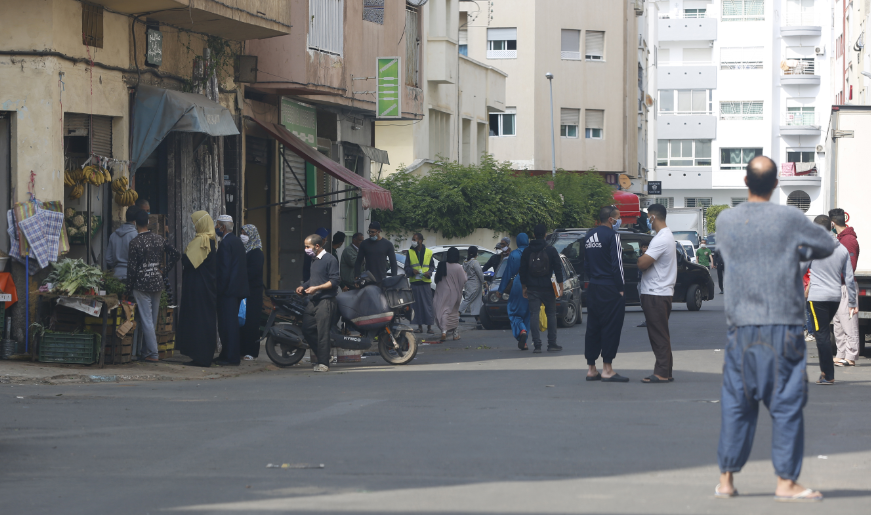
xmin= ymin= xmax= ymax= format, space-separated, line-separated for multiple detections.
xmin=546 ymin=72 xmax=556 ymax=178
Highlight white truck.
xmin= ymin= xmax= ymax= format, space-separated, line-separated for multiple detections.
xmin=826 ymin=105 xmax=871 ymax=355
xmin=665 ymin=207 xmax=705 ymax=248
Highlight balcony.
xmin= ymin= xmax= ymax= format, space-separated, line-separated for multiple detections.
xmin=658 ymin=15 xmax=717 ymax=42
xmin=779 ymin=112 xmax=821 ymax=136
xmin=658 ymin=114 xmax=717 ymax=139
xmin=780 ymin=60 xmax=819 ymax=86
xmin=781 ymin=11 xmax=822 ymax=37
xmin=658 ymin=65 xmax=717 ymax=89
xmin=487 ymin=49 xmax=517 ymax=59
xmin=780 ymin=163 xmax=821 ymax=186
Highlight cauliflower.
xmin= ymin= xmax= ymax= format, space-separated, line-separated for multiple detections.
xmin=73 ymin=215 xmax=85 ymax=228
xmin=65 ymin=208 xmax=76 ymax=218
xmin=67 ymin=227 xmax=79 ymax=236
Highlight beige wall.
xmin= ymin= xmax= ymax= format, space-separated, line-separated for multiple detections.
xmin=464 ymin=0 xmax=638 ymax=175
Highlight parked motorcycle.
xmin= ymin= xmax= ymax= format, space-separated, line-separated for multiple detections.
xmin=263 ymin=272 xmax=418 ymax=367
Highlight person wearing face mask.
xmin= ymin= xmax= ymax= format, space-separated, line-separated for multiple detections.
xmin=239 ymin=224 xmax=265 ymax=361
xmin=213 ymin=215 xmax=249 ymax=366
xmin=296 ymin=234 xmax=340 ymax=372
xmin=354 ymin=221 xmax=397 ymax=283
xmin=404 ymin=233 xmax=435 ymax=334
xmin=303 ymin=227 xmax=330 ymax=283
xmin=583 ymin=205 xmax=629 ymax=382
xmin=697 ymin=239 xmax=713 ymax=270
xmin=483 ymin=238 xmax=511 ymax=273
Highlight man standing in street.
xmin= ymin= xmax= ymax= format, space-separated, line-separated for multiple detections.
xmin=712 ymin=250 xmax=725 ymax=294
xmin=636 ymin=204 xmax=677 ymax=383
xmin=297 ymin=234 xmax=340 ymax=372
xmin=483 ymin=237 xmax=511 ymax=272
xmin=340 ymin=232 xmax=363 ymax=290
xmin=519 ymin=224 xmax=563 ymax=353
xmin=330 ymin=232 xmax=345 ymax=261
xmin=354 ymin=221 xmax=397 ymax=282
xmin=405 ymin=233 xmax=435 ymax=335
xmin=714 ymin=156 xmax=836 ymax=501
xmin=106 ymin=206 xmax=140 ymax=281
xmin=829 ymin=208 xmax=861 ymax=367
xmin=584 ymin=206 xmax=629 ymax=382
xmin=697 ymin=238 xmax=712 ymax=270
xmin=214 ymin=215 xmax=249 ymax=366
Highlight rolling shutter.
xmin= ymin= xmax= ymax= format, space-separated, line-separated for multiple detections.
xmin=487 ymin=28 xmax=517 ymax=41
xmin=91 ymin=115 xmax=113 ymax=157
xmin=585 ymin=109 xmax=604 ymax=129
xmin=560 ymin=108 xmax=580 ymax=126
xmin=64 ymin=113 xmax=89 ymax=136
xmin=561 ymin=29 xmax=580 ymax=52
xmin=283 ymin=146 xmax=306 ymax=207
xmin=585 ymin=31 xmax=604 ymax=58
xmin=459 ymin=28 xmax=468 ymax=46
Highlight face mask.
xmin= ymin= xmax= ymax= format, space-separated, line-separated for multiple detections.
xmin=700 ymin=244 xmax=706 ymax=248
xmin=410 ymin=240 xmax=418 ymax=248
xmin=215 ymin=226 xmax=224 ymax=236
xmin=612 ymin=218 xmax=622 ymax=228
xmin=305 ymin=248 xmax=316 ymax=257
xmin=369 ymin=235 xmax=378 ymax=241
xmin=240 ymin=235 xmax=249 ymax=244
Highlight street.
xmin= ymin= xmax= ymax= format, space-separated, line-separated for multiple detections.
xmin=2 ymin=294 xmax=870 ymax=514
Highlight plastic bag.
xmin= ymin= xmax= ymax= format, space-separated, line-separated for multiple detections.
xmin=238 ymin=298 xmax=247 ymax=326
xmin=539 ymin=304 xmax=547 ymax=331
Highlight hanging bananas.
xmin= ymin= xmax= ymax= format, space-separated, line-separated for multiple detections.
xmin=111 ymin=176 xmax=129 ymax=194
xmin=68 ymin=183 xmax=84 ymax=200
xmin=63 ymin=170 xmax=76 ymax=187
xmin=113 ymin=188 xmax=139 ymax=207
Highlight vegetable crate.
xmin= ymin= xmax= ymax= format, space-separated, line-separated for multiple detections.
xmin=158 ymin=307 xmax=174 ymax=332
xmin=52 ymin=305 xmax=84 ymax=333
xmin=103 ymin=335 xmax=133 ymax=364
xmin=39 ymin=332 xmax=98 ymax=365
xmin=157 ymin=330 xmax=175 ymax=359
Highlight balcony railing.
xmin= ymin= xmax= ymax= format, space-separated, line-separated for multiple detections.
xmin=487 ymin=49 xmax=517 ymax=59
xmin=782 ymin=112 xmax=818 ymax=126
xmin=783 ymin=11 xmax=817 ymax=26
xmin=659 ymin=11 xmax=715 ymax=19
xmin=660 ymin=60 xmax=713 ymax=66
xmin=561 ymin=51 xmax=581 ymax=60
xmin=780 ymin=163 xmax=818 ymax=177
xmin=721 ymin=60 xmax=763 ymax=70
xmin=660 ymin=110 xmax=714 ymax=116
xmin=782 ymin=60 xmax=815 ymax=75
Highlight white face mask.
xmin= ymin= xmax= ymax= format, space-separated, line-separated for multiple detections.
xmin=410 ymin=240 xmax=419 ymax=248
xmin=700 ymin=243 xmax=706 ymax=247
xmin=240 ymin=235 xmax=250 ymax=244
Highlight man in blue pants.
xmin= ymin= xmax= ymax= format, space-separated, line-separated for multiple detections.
xmin=499 ymin=233 xmax=531 ymax=350
xmin=714 ymin=156 xmax=835 ymax=501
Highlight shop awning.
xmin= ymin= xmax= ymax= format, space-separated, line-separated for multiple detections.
xmin=343 ymin=142 xmax=390 ymax=165
xmin=130 ymin=85 xmax=239 ymax=172
xmin=249 ymin=116 xmax=394 ymax=211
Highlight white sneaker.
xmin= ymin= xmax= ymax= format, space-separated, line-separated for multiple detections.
xmin=313 ymin=364 xmax=329 ymax=372
xmin=805 ymin=334 xmax=816 ymax=342
xmin=243 ymin=355 xmax=254 ymax=361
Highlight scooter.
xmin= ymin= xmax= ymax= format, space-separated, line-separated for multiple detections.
xmin=262 ymin=272 xmax=418 ymax=367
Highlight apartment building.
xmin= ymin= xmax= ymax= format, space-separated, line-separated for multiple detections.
xmin=461 ymin=0 xmax=641 ymax=189
xmin=652 ymin=0 xmax=831 ymax=217
xmin=834 ymin=0 xmax=870 ymax=105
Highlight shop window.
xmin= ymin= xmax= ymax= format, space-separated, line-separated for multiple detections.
xmin=82 ymin=3 xmax=103 ymax=48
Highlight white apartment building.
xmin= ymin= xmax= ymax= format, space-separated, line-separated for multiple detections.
xmin=652 ymin=0 xmax=831 ymax=217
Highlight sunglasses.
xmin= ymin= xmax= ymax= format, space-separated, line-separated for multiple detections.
xmin=368 ymin=230 xmax=379 ymax=235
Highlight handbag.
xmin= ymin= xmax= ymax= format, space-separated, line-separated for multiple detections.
xmin=539 ymin=304 xmax=547 ymax=331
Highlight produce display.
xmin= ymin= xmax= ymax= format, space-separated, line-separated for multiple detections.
xmin=101 ymin=271 xmax=127 ymax=296
xmin=44 ymin=258 xmax=104 ymax=296
xmin=65 ymin=166 xmax=113 ymax=201
xmin=65 ymin=210 xmax=102 ymax=244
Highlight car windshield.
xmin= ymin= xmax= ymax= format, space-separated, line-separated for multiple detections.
xmin=705 ymin=234 xmax=716 ymax=245
xmin=683 ymin=245 xmax=695 ymax=257
xmin=552 ymin=234 xmax=584 ymax=260
xmin=672 ymin=231 xmax=699 ymax=247
xmin=495 ymin=259 xmax=508 ymax=279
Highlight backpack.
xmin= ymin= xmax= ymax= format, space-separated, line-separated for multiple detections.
xmin=529 ymin=249 xmax=551 ymax=278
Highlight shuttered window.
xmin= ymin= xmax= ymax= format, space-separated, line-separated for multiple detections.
xmin=585 ymin=109 xmax=604 ymax=139
xmin=81 ymin=3 xmax=103 ymax=48
xmin=63 ymin=113 xmax=112 ymax=157
xmin=787 ymin=190 xmax=810 ymax=212
xmin=585 ymin=31 xmax=604 ymax=60
xmin=309 ymin=0 xmax=344 ymax=56
xmin=282 ymin=146 xmax=307 ymax=207
xmin=406 ymin=6 xmax=420 ymax=86
xmin=560 ymin=108 xmax=579 ymax=138
xmin=561 ymin=30 xmax=581 ymax=60
xmin=487 ymin=28 xmax=517 ymax=59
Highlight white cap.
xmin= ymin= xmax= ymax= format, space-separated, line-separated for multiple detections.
xmin=216 ymin=215 xmax=233 ymax=223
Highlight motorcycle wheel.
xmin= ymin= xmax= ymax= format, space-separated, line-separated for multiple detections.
xmin=378 ymin=330 xmax=418 ymax=365
xmin=264 ymin=334 xmax=307 ymax=367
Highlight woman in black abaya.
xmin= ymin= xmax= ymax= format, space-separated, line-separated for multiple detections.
xmin=176 ymin=211 xmax=218 ymax=367
xmin=239 ymin=224 xmax=265 ymax=360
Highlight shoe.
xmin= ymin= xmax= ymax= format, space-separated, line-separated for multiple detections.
xmin=805 ymin=334 xmax=816 ymax=342
xmin=719 ymin=290 xmax=724 ymax=294
xmin=637 ymin=321 xmax=647 ymax=327
xmin=313 ymin=364 xmax=329 ymax=372
xmin=547 ymin=345 xmax=562 ymax=352
xmin=242 ymin=355 xmax=254 ymax=361
xmin=214 ymin=360 xmax=240 ymax=367
xmin=815 ymin=374 xmax=835 ymax=385
xmin=459 ymin=318 xmax=467 ymax=323
xmin=518 ymin=330 xmax=528 ymax=350
xmin=533 ymin=347 xmax=542 ymax=354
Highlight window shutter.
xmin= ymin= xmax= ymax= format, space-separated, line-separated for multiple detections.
xmin=585 ymin=31 xmax=604 ymax=57
xmin=487 ymin=28 xmax=517 ymax=41
xmin=90 ymin=115 xmax=113 ymax=157
xmin=459 ymin=28 xmax=468 ymax=45
xmin=283 ymin=146 xmax=307 ymax=207
xmin=64 ymin=113 xmax=89 ymax=137
xmin=585 ymin=109 xmax=604 ymax=129
xmin=561 ymin=29 xmax=580 ymax=52
xmin=560 ymin=108 xmax=580 ymax=126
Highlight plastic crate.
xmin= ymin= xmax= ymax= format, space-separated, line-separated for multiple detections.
xmin=39 ymin=332 xmax=98 ymax=364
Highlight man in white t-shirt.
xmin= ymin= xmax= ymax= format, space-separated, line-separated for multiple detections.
xmin=636 ymin=203 xmax=678 ymax=383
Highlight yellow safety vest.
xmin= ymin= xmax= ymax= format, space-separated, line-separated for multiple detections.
xmin=408 ymin=248 xmax=434 ymax=283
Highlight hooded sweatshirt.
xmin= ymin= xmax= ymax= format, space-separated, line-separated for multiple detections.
xmin=498 ymin=233 xmax=529 ymax=295
xmin=836 ymin=226 xmax=860 ymax=272
xmin=806 ymin=243 xmax=857 ymax=307
xmin=519 ymin=238 xmax=564 ymax=293
xmin=106 ymin=223 xmax=139 ymax=280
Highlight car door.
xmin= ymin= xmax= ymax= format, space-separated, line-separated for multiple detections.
xmin=620 ymin=237 xmax=642 ymax=304
xmin=673 ymin=242 xmax=689 ymax=301
xmin=561 ymin=256 xmax=580 ymax=299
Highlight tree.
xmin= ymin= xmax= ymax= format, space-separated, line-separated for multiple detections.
xmin=706 ymin=205 xmax=730 ymax=234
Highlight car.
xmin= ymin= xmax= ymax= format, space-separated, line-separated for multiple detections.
xmin=672 ymin=231 xmax=700 ymax=249
xmin=426 ymin=244 xmax=496 ymax=290
xmin=479 ymin=253 xmax=583 ymax=330
xmin=678 ymin=240 xmax=698 ymax=264
xmin=547 ymin=228 xmax=715 ymax=310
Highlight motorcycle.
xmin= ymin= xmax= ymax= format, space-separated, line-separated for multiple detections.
xmin=262 ymin=272 xmax=418 ymax=367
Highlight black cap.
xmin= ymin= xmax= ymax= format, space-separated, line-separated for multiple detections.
xmin=369 ymin=221 xmax=381 ymax=230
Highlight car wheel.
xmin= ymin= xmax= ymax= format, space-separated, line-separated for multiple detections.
xmin=686 ymin=284 xmax=703 ymax=311
xmin=479 ymin=308 xmax=496 ymax=330
xmin=558 ymin=299 xmax=578 ymax=328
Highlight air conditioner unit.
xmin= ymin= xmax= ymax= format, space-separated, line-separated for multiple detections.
xmin=816 ymin=144 xmax=825 ymax=153
xmin=815 ymin=46 xmax=825 ymax=55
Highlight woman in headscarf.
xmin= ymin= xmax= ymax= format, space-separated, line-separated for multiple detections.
xmin=433 ymin=247 xmax=467 ymax=341
xmin=458 ymin=246 xmax=486 ymax=329
xmin=499 ymin=234 xmax=531 ymax=350
xmin=177 ymin=211 xmax=218 ymax=367
xmin=239 ymin=224 xmax=265 ymax=360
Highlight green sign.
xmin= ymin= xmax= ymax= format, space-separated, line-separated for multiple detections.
xmin=376 ymin=57 xmax=401 ymax=119
xmin=145 ymin=28 xmax=162 ymax=67
xmin=280 ymin=98 xmax=317 ymax=147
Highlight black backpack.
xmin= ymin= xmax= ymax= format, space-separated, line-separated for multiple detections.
xmin=529 ymin=249 xmax=551 ymax=278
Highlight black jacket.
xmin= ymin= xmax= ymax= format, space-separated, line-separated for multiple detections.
xmin=584 ymin=225 xmax=624 ymax=290
xmin=483 ymin=252 xmax=505 ymax=273
xmin=217 ymin=233 xmax=250 ymax=299
xmin=519 ymin=239 xmax=564 ymax=292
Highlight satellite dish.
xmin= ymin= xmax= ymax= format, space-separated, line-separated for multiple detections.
xmin=407 ymin=0 xmax=429 ymax=6
xmin=619 ymin=174 xmax=632 ymax=190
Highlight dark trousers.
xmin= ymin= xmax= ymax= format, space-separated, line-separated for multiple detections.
xmin=717 ymin=266 xmax=725 ymax=292
xmin=808 ymin=300 xmax=838 ymax=380
xmin=585 ymin=284 xmax=625 ymax=365
xmin=640 ymin=294 xmax=673 ymax=377
xmin=217 ymin=296 xmax=242 ymax=364
xmin=303 ymin=297 xmax=338 ymax=366
xmin=527 ymin=288 xmax=557 ymax=348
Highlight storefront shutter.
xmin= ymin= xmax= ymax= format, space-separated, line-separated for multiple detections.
xmin=283 ymin=147 xmax=306 ymax=207
xmin=91 ymin=115 xmax=113 ymax=158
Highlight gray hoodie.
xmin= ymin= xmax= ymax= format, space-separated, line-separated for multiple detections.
xmin=806 ymin=243 xmax=857 ymax=306
xmin=106 ymin=223 xmax=138 ymax=280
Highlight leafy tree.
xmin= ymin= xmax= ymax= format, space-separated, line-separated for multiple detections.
xmin=706 ymin=205 xmax=730 ymax=234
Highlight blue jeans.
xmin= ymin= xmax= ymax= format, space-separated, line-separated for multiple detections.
xmin=717 ymin=325 xmax=807 ymax=481
xmin=805 ymin=302 xmax=814 ymax=333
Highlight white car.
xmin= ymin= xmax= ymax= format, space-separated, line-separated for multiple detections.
xmin=417 ymin=245 xmax=496 ymax=290
xmin=677 ymin=239 xmax=698 ymax=264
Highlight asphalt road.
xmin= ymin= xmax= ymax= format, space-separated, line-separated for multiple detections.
xmin=2 ymin=294 xmax=870 ymax=514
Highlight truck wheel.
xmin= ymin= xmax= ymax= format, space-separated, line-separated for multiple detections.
xmin=479 ymin=308 xmax=496 ymax=330
xmin=686 ymin=284 xmax=703 ymax=311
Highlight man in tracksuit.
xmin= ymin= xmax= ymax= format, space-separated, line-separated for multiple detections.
xmin=584 ymin=206 xmax=629 ymax=382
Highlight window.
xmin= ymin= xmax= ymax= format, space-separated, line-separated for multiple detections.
xmin=782 ymin=57 xmax=814 ymax=75
xmin=683 ymin=8 xmax=707 ymax=18
xmin=786 ymin=149 xmax=814 ymax=163
xmin=561 ymin=29 xmax=581 ymax=60
xmin=363 ymin=0 xmax=384 ymax=24
xmin=487 ymin=28 xmax=517 ymax=59
xmin=720 ymin=101 xmax=763 ymax=120
xmin=81 ymin=3 xmax=104 ymax=48
xmin=585 ymin=31 xmax=605 ymax=60
xmin=309 ymin=0 xmax=344 ymax=56
xmin=657 ymin=140 xmax=712 ymax=166
xmin=489 ymin=108 xmax=516 ymax=137
xmin=722 ymin=0 xmax=764 ymax=22
xmin=585 ymin=109 xmax=604 ymax=139
xmin=731 ymin=197 xmax=748 ymax=206
xmin=785 ymin=105 xmax=815 ymax=125
xmin=787 ymin=190 xmax=811 ymax=212
xmin=459 ymin=26 xmax=468 ymax=56
xmin=685 ymin=197 xmax=713 ymax=209
xmin=560 ymin=108 xmax=580 ymax=138
xmin=406 ymin=6 xmax=420 ymax=86
xmin=658 ymin=90 xmax=712 ymax=115
xmin=720 ymin=47 xmax=764 ymax=69
xmin=720 ymin=148 xmax=762 ymax=169
xmin=621 ymin=241 xmax=641 ymax=264
xmin=652 ymin=197 xmax=675 ymax=208
xmin=784 ymin=0 xmax=815 ymax=26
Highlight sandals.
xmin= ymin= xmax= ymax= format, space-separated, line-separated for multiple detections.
xmin=585 ymin=373 xmax=602 ymax=381
xmin=440 ymin=333 xmax=447 ymax=341
xmin=834 ymin=359 xmax=855 ymax=367
xmin=714 ymin=484 xmax=738 ymax=499
xmin=453 ymin=332 xmax=461 ymax=341
xmin=641 ymin=374 xmax=669 ymax=384
xmin=413 ymin=328 xmax=423 ymax=334
xmin=600 ymin=374 xmax=629 ymax=383
xmin=816 ymin=374 xmax=835 ymax=385
xmin=243 ymin=355 xmax=255 ymax=361
xmin=774 ymin=488 xmax=823 ymax=502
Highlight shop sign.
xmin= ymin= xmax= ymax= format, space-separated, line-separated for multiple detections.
xmin=0 ymin=294 xmax=11 ymax=302
xmin=648 ymin=181 xmax=662 ymax=195
xmin=376 ymin=57 xmax=401 ymax=119
xmin=145 ymin=28 xmax=162 ymax=67
xmin=280 ymin=98 xmax=317 ymax=148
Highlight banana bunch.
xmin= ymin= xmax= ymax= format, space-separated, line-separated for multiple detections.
xmin=64 ymin=170 xmax=77 ymax=186
xmin=82 ymin=165 xmax=112 ymax=186
xmin=68 ymin=183 xmax=84 ymax=200
xmin=111 ymin=176 xmax=129 ymax=194
xmin=114 ymin=188 xmax=138 ymax=207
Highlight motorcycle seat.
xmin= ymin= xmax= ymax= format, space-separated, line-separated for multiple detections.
xmin=267 ymin=290 xmax=299 ymax=296
xmin=382 ymin=276 xmax=409 ymax=290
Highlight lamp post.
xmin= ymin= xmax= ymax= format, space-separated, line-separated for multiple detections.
xmin=546 ymin=72 xmax=556 ymax=178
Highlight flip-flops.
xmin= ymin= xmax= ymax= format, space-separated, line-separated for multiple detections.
xmin=413 ymin=328 xmax=423 ymax=334
xmin=774 ymin=488 xmax=823 ymax=502
xmin=601 ymin=374 xmax=629 ymax=383
xmin=714 ymin=484 xmax=738 ymax=499
xmin=585 ymin=373 xmax=601 ymax=381
xmin=641 ymin=375 xmax=669 ymax=384
xmin=816 ymin=375 xmax=835 ymax=385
